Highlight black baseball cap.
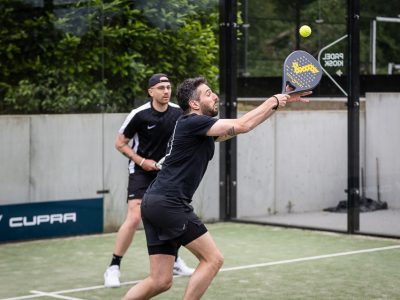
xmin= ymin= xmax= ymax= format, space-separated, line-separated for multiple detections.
xmin=148 ymin=73 xmax=170 ymax=89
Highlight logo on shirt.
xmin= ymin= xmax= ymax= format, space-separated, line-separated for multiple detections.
xmin=147 ymin=125 xmax=156 ymax=130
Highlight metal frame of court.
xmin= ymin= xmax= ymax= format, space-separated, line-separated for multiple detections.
xmin=217 ymin=0 xmax=398 ymax=239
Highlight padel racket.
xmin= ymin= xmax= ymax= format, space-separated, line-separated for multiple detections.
xmin=282 ymin=50 xmax=322 ymax=94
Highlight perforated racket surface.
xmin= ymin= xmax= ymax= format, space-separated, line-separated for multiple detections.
xmin=282 ymin=50 xmax=322 ymax=94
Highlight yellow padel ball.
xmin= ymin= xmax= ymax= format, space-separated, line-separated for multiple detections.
xmin=299 ymin=25 xmax=312 ymax=38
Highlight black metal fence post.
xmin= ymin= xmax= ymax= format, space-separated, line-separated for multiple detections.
xmin=347 ymin=0 xmax=360 ymax=233
xmin=219 ymin=0 xmax=237 ymax=220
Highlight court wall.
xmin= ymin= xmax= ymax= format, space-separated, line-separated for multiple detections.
xmin=0 ymin=93 xmax=399 ymax=232
xmin=0 ymin=114 xmax=219 ymax=232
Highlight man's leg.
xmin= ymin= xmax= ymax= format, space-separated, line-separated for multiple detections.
xmin=182 ymin=232 xmax=224 ymax=300
xmin=104 ymin=199 xmax=141 ymax=288
xmin=122 ymin=254 xmax=175 ymax=300
xmin=113 ymin=199 xmax=142 ymax=256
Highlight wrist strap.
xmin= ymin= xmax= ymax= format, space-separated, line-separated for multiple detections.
xmin=139 ymin=158 xmax=145 ymax=167
xmin=272 ymin=95 xmax=279 ymax=110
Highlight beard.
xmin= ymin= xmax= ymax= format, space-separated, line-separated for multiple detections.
xmin=201 ymin=102 xmax=218 ymax=117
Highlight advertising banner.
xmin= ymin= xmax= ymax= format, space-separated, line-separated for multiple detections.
xmin=0 ymin=198 xmax=103 ymax=242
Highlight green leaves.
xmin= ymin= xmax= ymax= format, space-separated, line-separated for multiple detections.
xmin=0 ymin=0 xmax=219 ymax=114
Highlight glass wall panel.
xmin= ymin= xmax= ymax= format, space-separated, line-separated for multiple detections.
xmin=357 ymin=1 xmax=400 ymax=238
xmin=0 ymin=0 xmax=220 ymax=235
xmin=0 ymin=0 xmax=106 ymax=209
xmin=235 ymin=0 xmax=400 ymax=238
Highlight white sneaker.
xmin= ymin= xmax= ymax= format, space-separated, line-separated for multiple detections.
xmin=173 ymin=257 xmax=195 ymax=276
xmin=104 ymin=265 xmax=121 ymax=288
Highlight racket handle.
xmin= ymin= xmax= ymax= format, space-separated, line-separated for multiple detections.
xmin=155 ymin=156 xmax=165 ymax=170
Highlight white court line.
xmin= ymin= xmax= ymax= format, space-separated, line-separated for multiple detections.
xmin=219 ymin=245 xmax=400 ymax=272
xmin=2 ymin=245 xmax=399 ymax=300
xmin=30 ymin=291 xmax=85 ymax=300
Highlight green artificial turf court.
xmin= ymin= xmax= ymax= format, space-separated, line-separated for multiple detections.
xmin=1 ymin=222 xmax=399 ymax=300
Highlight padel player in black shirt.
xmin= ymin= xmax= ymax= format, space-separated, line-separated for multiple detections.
xmin=123 ymin=77 xmax=311 ymax=300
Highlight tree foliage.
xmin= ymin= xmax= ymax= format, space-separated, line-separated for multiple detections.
xmin=0 ymin=0 xmax=219 ymax=114
xmin=1 ymin=0 xmax=398 ymax=113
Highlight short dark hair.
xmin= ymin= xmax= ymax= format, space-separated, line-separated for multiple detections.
xmin=176 ymin=77 xmax=207 ymax=113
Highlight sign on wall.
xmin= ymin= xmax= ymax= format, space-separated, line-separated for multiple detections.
xmin=318 ymin=34 xmax=348 ymax=96
xmin=0 ymin=198 xmax=103 ymax=242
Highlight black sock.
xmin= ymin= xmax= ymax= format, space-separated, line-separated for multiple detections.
xmin=110 ymin=254 xmax=123 ymax=267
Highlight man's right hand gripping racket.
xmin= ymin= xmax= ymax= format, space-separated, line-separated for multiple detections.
xmin=282 ymin=50 xmax=322 ymax=95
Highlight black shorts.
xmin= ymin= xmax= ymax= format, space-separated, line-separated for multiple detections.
xmin=127 ymin=172 xmax=157 ymax=201
xmin=141 ymin=194 xmax=208 ymax=256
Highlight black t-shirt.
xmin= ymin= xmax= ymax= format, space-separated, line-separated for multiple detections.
xmin=146 ymin=113 xmax=218 ymax=201
xmin=119 ymin=100 xmax=182 ymax=174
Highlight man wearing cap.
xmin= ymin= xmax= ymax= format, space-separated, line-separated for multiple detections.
xmin=104 ymin=74 xmax=194 ymax=288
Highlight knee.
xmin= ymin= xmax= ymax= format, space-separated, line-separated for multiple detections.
xmin=125 ymin=202 xmax=142 ymax=229
xmin=214 ymin=252 xmax=224 ymax=270
xmin=154 ymin=276 xmax=173 ymax=293
xmin=124 ymin=213 xmax=141 ymax=229
xmin=209 ymin=251 xmax=224 ymax=273
xmin=122 ymin=218 xmax=140 ymax=231
xmin=129 ymin=216 xmax=141 ymax=229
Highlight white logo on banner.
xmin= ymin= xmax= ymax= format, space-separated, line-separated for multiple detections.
xmin=9 ymin=213 xmax=77 ymax=228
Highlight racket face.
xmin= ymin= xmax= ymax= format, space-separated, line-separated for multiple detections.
xmin=282 ymin=50 xmax=322 ymax=94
